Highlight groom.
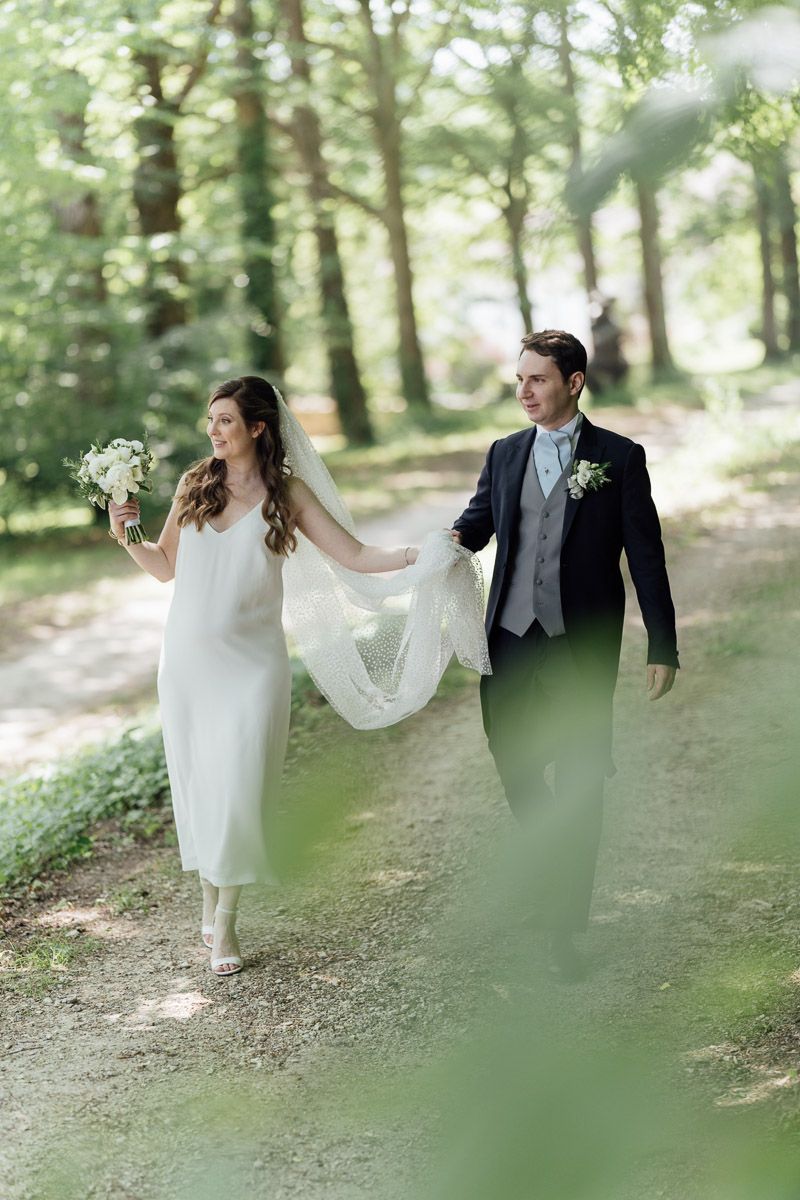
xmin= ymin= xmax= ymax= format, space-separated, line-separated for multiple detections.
xmin=452 ymin=329 xmax=678 ymax=981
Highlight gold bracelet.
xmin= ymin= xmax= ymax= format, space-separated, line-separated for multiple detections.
xmin=108 ymin=528 xmax=126 ymax=546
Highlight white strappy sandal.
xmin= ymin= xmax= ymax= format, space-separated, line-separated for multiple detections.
xmin=201 ymin=924 xmax=214 ymax=949
xmin=210 ymin=905 xmax=243 ymax=976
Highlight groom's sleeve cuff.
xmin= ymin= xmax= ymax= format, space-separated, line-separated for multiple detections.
xmin=647 ymin=644 xmax=680 ymax=669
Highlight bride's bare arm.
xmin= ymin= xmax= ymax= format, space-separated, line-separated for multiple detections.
xmin=289 ymin=478 xmax=418 ymax=573
xmin=108 ymin=479 xmax=186 ymax=583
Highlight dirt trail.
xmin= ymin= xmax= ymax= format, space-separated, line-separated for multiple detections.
xmin=0 ymin=391 xmax=762 ymax=777
xmin=1 ymin=390 xmax=799 ymax=1199
xmin=0 ymin=492 xmax=469 ymax=776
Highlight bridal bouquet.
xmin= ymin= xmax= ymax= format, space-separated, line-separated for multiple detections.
xmin=65 ymin=437 xmax=155 ymax=544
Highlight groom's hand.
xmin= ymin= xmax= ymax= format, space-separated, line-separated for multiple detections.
xmin=647 ymin=664 xmax=676 ymax=701
xmin=449 ymin=529 xmax=462 ymax=544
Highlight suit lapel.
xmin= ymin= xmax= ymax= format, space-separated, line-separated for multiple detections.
xmin=561 ymin=414 xmax=604 ymax=547
xmin=504 ymin=427 xmax=536 ymax=535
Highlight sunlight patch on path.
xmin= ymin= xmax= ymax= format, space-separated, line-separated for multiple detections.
xmin=112 ymin=990 xmax=212 ymax=1026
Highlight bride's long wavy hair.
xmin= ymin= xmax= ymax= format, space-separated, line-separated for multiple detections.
xmin=176 ymin=376 xmax=297 ymax=556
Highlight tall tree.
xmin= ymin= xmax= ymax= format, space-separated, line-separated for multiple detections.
xmin=356 ymin=0 xmax=429 ymax=409
xmin=230 ymin=0 xmax=285 ymax=381
xmin=425 ymin=8 xmax=567 ymax=336
xmin=721 ymin=84 xmax=800 ymax=359
xmin=634 ymin=177 xmax=675 ymax=373
xmin=52 ymin=70 xmax=114 ymax=408
xmin=308 ymin=0 xmax=438 ymax=411
xmin=772 ymin=148 xmax=800 ymax=351
xmin=599 ymin=0 xmax=686 ymax=372
xmin=753 ymin=165 xmax=781 ymax=359
xmin=281 ymin=0 xmax=373 ymax=443
xmin=557 ymin=8 xmax=598 ymax=301
xmin=131 ymin=1 xmax=224 ymax=339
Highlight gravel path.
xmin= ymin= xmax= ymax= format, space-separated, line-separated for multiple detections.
xmin=0 ymin=394 xmax=734 ymax=777
xmin=1 ymin=390 xmax=799 ymax=1198
xmin=0 ymin=492 xmax=474 ymax=777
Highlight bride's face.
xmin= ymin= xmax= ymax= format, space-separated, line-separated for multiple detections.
xmin=207 ymin=398 xmax=260 ymax=462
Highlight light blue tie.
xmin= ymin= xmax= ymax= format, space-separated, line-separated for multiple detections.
xmin=549 ymin=429 xmax=572 ymax=472
xmin=535 ymin=428 xmax=573 ymax=497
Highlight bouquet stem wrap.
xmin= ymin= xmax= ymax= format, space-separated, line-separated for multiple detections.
xmin=124 ymin=517 xmax=147 ymax=545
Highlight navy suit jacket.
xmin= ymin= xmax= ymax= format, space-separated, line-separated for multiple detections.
xmin=453 ymin=414 xmax=679 ymax=691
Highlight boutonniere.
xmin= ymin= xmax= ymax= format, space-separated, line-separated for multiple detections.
xmin=567 ymin=460 xmax=611 ymax=500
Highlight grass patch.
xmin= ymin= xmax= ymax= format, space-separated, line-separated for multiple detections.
xmin=0 ymin=530 xmax=138 ymax=609
xmin=102 ymin=883 xmax=155 ymax=916
xmin=0 ymin=656 xmax=478 ymax=895
xmin=669 ymin=446 xmax=800 ymax=1114
xmin=0 ymin=724 xmax=171 ymax=893
xmin=0 ymin=931 xmax=101 ymax=997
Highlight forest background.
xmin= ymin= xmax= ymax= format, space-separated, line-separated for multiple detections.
xmin=3 ymin=0 xmax=800 ymax=531
xmin=3 ymin=4 xmax=800 ymax=1194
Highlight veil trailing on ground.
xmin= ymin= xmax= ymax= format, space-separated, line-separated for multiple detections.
xmin=277 ymin=394 xmax=491 ymax=731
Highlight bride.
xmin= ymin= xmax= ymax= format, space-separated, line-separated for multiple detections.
xmin=108 ymin=376 xmax=488 ymax=977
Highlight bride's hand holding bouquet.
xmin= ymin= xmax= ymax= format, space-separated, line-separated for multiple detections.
xmin=64 ymin=437 xmax=155 ymax=545
xmin=108 ymin=496 xmax=143 ymax=544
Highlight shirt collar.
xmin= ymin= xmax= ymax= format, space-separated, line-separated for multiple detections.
xmin=558 ymin=411 xmax=582 ymax=438
xmin=537 ymin=411 xmax=583 ymax=438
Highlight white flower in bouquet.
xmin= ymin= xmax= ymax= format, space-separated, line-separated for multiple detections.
xmin=567 ymin=459 xmax=611 ymax=500
xmin=65 ymin=436 xmax=156 ymax=544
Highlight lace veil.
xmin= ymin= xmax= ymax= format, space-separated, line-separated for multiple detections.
xmin=277 ymin=394 xmax=491 ymax=730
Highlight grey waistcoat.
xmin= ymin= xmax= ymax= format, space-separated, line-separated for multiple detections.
xmin=497 ymin=451 xmax=571 ymax=638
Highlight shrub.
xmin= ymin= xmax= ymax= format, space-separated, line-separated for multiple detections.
xmin=0 ymin=725 xmax=170 ymax=890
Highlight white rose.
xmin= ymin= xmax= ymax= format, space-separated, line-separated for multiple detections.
xmin=105 ymin=462 xmax=129 ymax=485
xmin=111 ymin=485 xmax=130 ymax=505
xmin=131 ymin=440 xmax=144 ymax=452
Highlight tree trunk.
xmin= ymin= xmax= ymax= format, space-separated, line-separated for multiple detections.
xmin=559 ymin=12 xmax=598 ymax=299
xmin=772 ymin=149 xmax=800 ymax=351
xmin=504 ymin=197 xmax=533 ymax=333
xmin=360 ymin=2 xmax=430 ymax=411
xmin=230 ymin=0 xmax=285 ymax=382
xmin=754 ymin=166 xmax=781 ymax=359
xmin=380 ymin=123 xmax=430 ymax=410
xmin=635 ymin=178 xmax=675 ymax=373
xmin=283 ymin=0 xmax=373 ymax=444
xmin=131 ymin=53 xmax=187 ymax=339
xmin=53 ymin=72 xmax=116 ymax=522
xmin=52 ymin=75 xmax=113 ymax=424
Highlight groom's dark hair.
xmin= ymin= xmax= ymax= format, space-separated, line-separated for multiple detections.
xmin=520 ymin=330 xmax=587 ymax=392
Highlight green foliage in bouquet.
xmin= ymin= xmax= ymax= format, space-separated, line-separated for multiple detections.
xmin=63 ymin=436 xmax=156 ymax=510
xmin=64 ymin=436 xmax=156 ymax=543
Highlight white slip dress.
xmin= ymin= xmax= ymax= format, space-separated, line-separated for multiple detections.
xmin=157 ymin=502 xmax=292 ymax=887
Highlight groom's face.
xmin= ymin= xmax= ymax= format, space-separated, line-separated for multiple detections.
xmin=516 ymin=349 xmax=581 ymax=430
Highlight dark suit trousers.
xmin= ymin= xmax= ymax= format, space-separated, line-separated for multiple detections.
xmin=482 ymin=623 xmax=606 ymax=934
